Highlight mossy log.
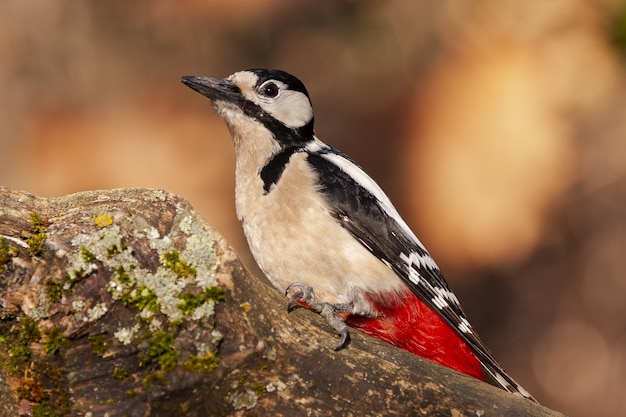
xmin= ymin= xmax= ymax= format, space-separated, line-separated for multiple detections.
xmin=0 ymin=187 xmax=563 ymax=417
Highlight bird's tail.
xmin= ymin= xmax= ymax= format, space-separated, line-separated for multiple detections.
xmin=481 ymin=360 xmax=537 ymax=402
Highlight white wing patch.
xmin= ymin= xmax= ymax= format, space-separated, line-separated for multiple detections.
xmin=304 ymin=138 xmax=330 ymax=153
xmin=432 ymin=294 xmax=449 ymax=309
xmin=320 ymin=152 xmax=398 ymax=216
xmin=431 ymin=282 xmax=464 ymax=311
xmin=400 ymin=251 xmax=440 ymax=286
xmin=320 ymin=151 xmax=432 ymax=253
xmin=458 ymin=317 xmax=473 ymax=334
xmin=400 ymin=252 xmax=465 ymax=317
xmin=400 ymin=251 xmax=439 ymax=271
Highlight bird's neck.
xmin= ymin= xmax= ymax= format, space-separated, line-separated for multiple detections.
xmin=231 ymin=128 xmax=281 ymax=220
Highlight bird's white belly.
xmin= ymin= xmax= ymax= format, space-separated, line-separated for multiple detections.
xmin=235 ymin=153 xmax=403 ymax=311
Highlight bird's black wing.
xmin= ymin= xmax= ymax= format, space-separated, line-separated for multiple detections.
xmin=307 ymin=149 xmax=535 ymax=401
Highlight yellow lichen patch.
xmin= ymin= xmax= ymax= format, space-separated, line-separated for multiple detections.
xmin=240 ymin=302 xmax=251 ymax=313
xmin=93 ymin=213 xmax=113 ymax=228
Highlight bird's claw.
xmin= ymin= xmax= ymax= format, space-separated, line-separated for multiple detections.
xmin=285 ymin=282 xmax=315 ymax=312
xmin=285 ymin=282 xmax=352 ymax=351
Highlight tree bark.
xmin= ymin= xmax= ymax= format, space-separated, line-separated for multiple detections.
xmin=0 ymin=187 xmax=563 ymax=417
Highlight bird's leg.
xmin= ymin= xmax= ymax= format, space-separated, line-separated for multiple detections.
xmin=285 ymin=282 xmax=352 ymax=351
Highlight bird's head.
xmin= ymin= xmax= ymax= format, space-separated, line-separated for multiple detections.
xmin=182 ymin=69 xmax=315 ymax=149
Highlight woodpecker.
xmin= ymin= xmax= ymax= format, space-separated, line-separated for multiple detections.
xmin=182 ymin=69 xmax=536 ymax=401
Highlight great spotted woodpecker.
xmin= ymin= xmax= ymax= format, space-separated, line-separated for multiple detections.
xmin=182 ymin=69 xmax=536 ymax=402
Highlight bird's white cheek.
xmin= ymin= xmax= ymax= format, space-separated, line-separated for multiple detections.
xmin=265 ymin=90 xmax=313 ymax=129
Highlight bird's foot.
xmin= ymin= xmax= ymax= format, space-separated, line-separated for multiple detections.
xmin=285 ymin=282 xmax=352 ymax=351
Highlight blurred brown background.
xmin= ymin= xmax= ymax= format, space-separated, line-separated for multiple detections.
xmin=2 ymin=1 xmax=626 ymax=415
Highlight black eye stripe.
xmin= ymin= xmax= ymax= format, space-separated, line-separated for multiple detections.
xmin=240 ymin=98 xmax=315 ymax=147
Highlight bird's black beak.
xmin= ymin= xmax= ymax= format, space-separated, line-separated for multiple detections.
xmin=181 ymin=76 xmax=242 ymax=104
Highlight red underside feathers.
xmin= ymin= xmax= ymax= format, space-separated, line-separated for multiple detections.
xmin=345 ymin=290 xmax=485 ymax=381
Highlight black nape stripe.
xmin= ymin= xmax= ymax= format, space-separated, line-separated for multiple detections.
xmin=260 ymin=146 xmax=302 ymax=193
xmin=241 ymin=100 xmax=314 ymax=147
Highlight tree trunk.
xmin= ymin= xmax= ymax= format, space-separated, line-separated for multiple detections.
xmin=0 ymin=187 xmax=563 ymax=417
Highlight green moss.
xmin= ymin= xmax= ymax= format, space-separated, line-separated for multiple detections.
xmin=27 ymin=232 xmax=47 ymax=257
xmin=80 ymin=246 xmax=96 ymax=263
xmin=168 ymin=318 xmax=183 ymax=327
xmin=205 ymin=286 xmax=225 ymax=302
xmin=1 ymin=315 xmax=72 ymax=415
xmin=29 ymin=212 xmax=46 ymax=229
xmin=126 ymin=389 xmax=137 ymax=398
xmin=176 ymin=293 xmax=199 ymax=314
xmin=32 ymin=400 xmax=63 ymax=417
xmin=39 ymin=361 xmax=64 ymax=387
xmin=9 ymin=344 xmax=31 ymax=364
xmin=66 ymin=268 xmax=85 ymax=282
xmin=161 ymin=250 xmax=196 ymax=278
xmin=106 ymin=239 xmax=127 ymax=259
xmin=139 ymin=330 xmax=179 ymax=372
xmin=177 ymin=287 xmax=225 ymax=314
xmin=111 ymin=368 xmax=129 ymax=379
xmin=115 ymin=265 xmax=133 ymax=285
xmin=88 ymin=333 xmax=108 ymax=356
xmin=44 ymin=327 xmax=69 ymax=355
xmin=18 ymin=316 xmax=41 ymax=344
xmin=27 ymin=212 xmax=48 ymax=257
xmin=64 ymin=245 xmax=98 ymax=281
xmin=1 ymin=316 xmax=40 ymax=371
xmin=45 ymin=281 xmax=63 ymax=303
xmin=182 ymin=352 xmax=219 ymax=373
xmin=142 ymin=370 xmax=166 ymax=388
xmin=0 ymin=237 xmax=18 ymax=271
xmin=2 ymin=316 xmax=71 ymax=414
xmin=0 ymin=334 xmax=26 ymax=374
xmin=121 ymin=286 xmax=159 ymax=313
xmin=254 ymin=383 xmax=267 ymax=397
xmin=37 ymin=361 xmax=71 ymax=414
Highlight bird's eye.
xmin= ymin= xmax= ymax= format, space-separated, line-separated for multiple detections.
xmin=261 ymin=82 xmax=280 ymax=98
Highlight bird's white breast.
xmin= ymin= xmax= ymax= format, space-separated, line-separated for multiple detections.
xmin=234 ymin=150 xmax=405 ymax=314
